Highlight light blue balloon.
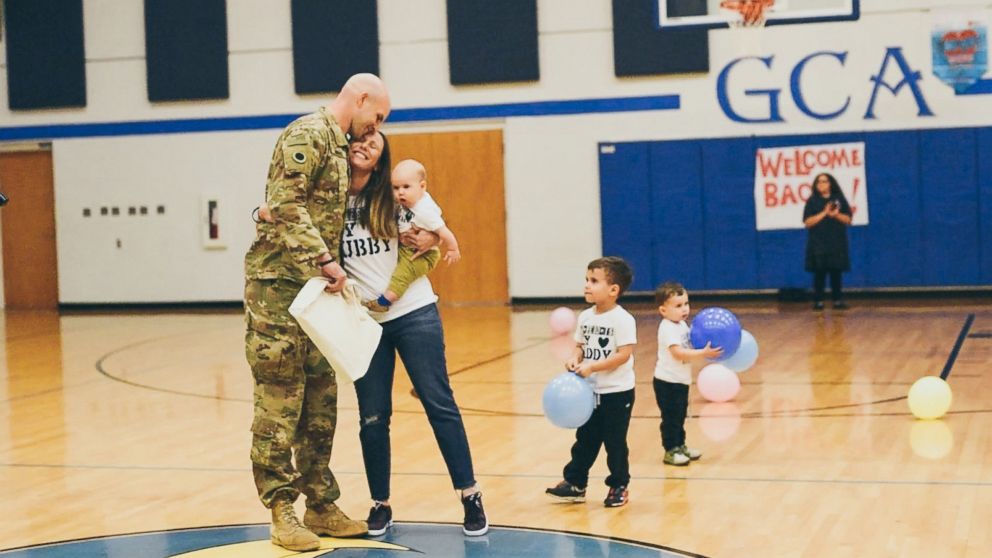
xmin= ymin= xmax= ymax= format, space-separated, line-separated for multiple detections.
xmin=723 ymin=330 xmax=758 ymax=372
xmin=542 ymin=372 xmax=596 ymax=428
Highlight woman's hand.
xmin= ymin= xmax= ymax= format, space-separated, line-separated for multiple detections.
xmin=401 ymin=228 xmax=441 ymax=258
xmin=257 ymin=203 xmax=274 ymax=223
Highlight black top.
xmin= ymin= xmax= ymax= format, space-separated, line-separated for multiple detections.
xmin=803 ymin=194 xmax=851 ymax=272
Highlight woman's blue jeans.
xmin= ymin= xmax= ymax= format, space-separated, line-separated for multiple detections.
xmin=354 ymin=303 xmax=476 ymax=501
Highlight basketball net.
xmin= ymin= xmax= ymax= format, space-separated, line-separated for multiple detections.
xmin=719 ymin=0 xmax=773 ymax=55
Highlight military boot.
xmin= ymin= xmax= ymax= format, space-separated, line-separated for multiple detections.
xmin=304 ymin=503 xmax=369 ymax=538
xmin=270 ymin=497 xmax=321 ymax=551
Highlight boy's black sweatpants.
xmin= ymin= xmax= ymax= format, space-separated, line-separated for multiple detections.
xmin=653 ymin=378 xmax=689 ymax=451
xmin=562 ymin=388 xmax=635 ymax=489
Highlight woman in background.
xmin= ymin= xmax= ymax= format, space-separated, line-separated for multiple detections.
xmin=803 ymin=172 xmax=853 ymax=310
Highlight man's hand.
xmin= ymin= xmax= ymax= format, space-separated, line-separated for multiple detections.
xmin=320 ymin=261 xmax=347 ymax=293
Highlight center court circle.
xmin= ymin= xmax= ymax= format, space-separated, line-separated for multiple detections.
xmin=0 ymin=523 xmax=707 ymax=558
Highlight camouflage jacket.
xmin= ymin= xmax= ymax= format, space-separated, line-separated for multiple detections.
xmin=245 ymin=108 xmax=350 ymax=282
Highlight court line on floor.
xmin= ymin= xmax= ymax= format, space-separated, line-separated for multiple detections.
xmin=941 ymin=313 xmax=974 ymax=379
xmin=3 ymin=462 xmax=990 ymax=488
xmin=85 ymin=313 xmax=981 ymax=421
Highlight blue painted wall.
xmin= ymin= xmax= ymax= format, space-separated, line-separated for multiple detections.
xmin=599 ymin=126 xmax=992 ymax=292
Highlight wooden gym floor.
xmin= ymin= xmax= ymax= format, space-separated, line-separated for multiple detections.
xmin=0 ymin=298 xmax=990 ymax=557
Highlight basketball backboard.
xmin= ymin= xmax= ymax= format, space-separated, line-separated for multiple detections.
xmin=658 ymin=0 xmax=860 ymax=29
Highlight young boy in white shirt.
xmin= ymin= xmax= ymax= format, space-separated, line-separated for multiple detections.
xmin=546 ymin=257 xmax=637 ymax=508
xmin=654 ymin=281 xmax=723 ymax=466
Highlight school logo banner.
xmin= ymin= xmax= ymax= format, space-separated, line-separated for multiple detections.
xmin=754 ymin=142 xmax=868 ymax=231
xmin=931 ymin=10 xmax=989 ymax=93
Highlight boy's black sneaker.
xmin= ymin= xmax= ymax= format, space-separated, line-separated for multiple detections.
xmin=604 ymin=485 xmax=629 ymax=508
xmin=545 ymin=480 xmax=586 ymax=503
xmin=461 ymin=492 xmax=489 ymax=536
xmin=367 ymin=502 xmax=392 ymax=536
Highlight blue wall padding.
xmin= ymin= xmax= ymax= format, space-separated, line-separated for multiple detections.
xmin=4 ymin=0 xmax=86 ymax=110
xmin=979 ymin=129 xmax=992 ymax=284
xmin=919 ymin=129 xmax=979 ymax=286
xmin=144 ymin=0 xmax=229 ymax=102
xmin=290 ymin=0 xmax=379 ymax=94
xmin=649 ymin=142 xmax=707 ymax=290
xmin=612 ymin=0 xmax=709 ymax=77
xmin=446 ymin=0 xmax=539 ymax=85
xmin=700 ymin=139 xmax=759 ymax=289
xmin=599 ymin=126 xmax=992 ymax=291
xmin=599 ymin=143 xmax=655 ymax=292
xmin=862 ymin=131 xmax=923 ymax=286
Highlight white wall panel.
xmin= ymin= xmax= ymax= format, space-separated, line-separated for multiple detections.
xmin=379 ymin=0 xmax=448 ymax=43
xmin=228 ymin=0 xmax=293 ymax=52
xmin=52 ymin=132 xmax=275 ymax=303
xmin=538 ymin=0 xmax=612 ymax=33
xmin=84 ymin=0 xmax=146 ymax=60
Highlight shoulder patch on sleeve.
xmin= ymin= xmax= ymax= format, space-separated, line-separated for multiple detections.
xmin=283 ymin=143 xmax=316 ymax=176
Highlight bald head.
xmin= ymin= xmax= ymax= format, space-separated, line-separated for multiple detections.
xmin=330 ymin=73 xmax=391 ymax=139
xmin=343 ymin=73 xmax=388 ymax=100
xmin=393 ymin=159 xmax=426 ymax=183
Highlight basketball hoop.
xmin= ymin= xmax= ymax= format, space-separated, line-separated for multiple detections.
xmin=719 ymin=0 xmax=775 ymax=28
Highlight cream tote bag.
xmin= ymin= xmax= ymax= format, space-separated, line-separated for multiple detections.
xmin=289 ymin=278 xmax=382 ymax=383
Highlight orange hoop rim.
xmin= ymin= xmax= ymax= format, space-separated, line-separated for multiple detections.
xmin=719 ymin=0 xmax=775 ymax=27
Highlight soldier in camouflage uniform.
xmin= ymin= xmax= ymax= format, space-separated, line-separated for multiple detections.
xmin=244 ymin=73 xmax=391 ymax=551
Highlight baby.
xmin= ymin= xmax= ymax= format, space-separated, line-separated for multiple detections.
xmin=368 ymin=158 xmax=460 ymax=311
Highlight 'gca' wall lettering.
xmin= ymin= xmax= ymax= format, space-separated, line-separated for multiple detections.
xmin=716 ymin=47 xmax=935 ymax=123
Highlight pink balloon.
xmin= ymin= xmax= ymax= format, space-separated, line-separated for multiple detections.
xmin=696 ymin=364 xmax=741 ymax=403
xmin=549 ymin=307 xmax=577 ymax=336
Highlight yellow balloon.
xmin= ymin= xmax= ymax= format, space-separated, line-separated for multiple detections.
xmin=907 ymin=376 xmax=952 ymax=420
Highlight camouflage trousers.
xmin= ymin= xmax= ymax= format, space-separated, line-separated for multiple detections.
xmin=245 ymin=278 xmax=340 ymax=509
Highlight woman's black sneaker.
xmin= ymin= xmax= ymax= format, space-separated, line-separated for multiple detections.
xmin=461 ymin=492 xmax=489 ymax=536
xmin=367 ymin=503 xmax=392 ymax=536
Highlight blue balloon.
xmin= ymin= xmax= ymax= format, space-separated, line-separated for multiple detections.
xmin=723 ymin=329 xmax=758 ymax=372
xmin=689 ymin=307 xmax=742 ymax=362
xmin=542 ymin=372 xmax=596 ymax=428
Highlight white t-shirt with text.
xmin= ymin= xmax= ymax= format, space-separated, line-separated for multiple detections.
xmin=654 ymin=319 xmax=692 ymax=385
xmin=342 ymin=196 xmax=438 ymax=323
xmin=572 ymin=305 xmax=637 ymax=394
xmin=397 ymin=192 xmax=445 ymax=233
